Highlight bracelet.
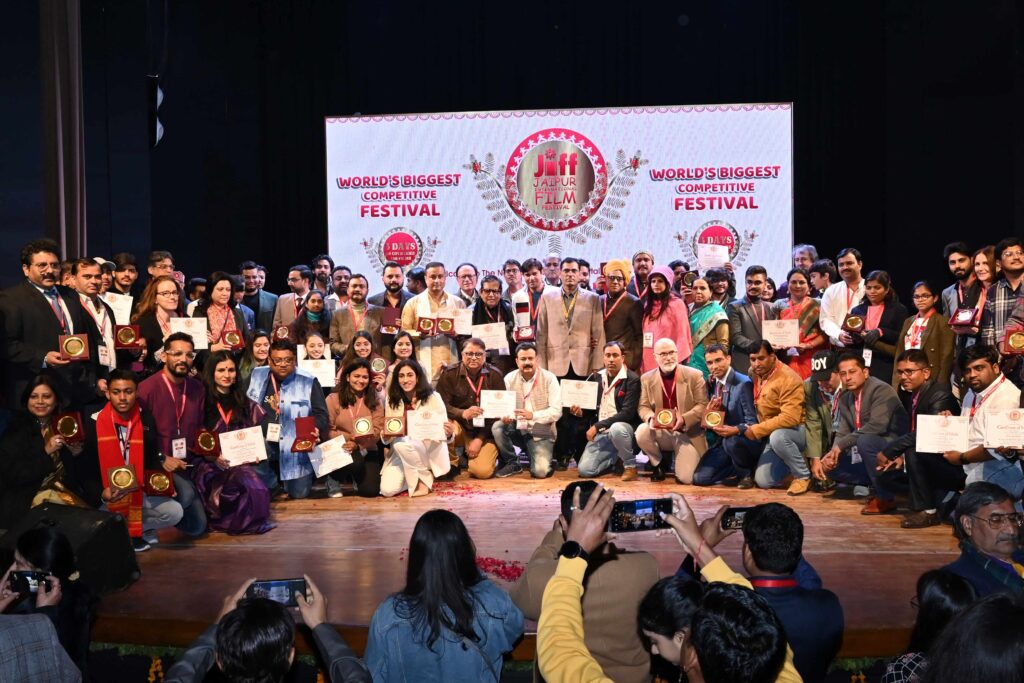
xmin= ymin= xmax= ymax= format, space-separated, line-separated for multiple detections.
xmin=695 ymin=537 xmax=706 ymax=568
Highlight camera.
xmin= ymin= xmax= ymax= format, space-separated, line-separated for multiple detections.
xmin=9 ymin=571 xmax=51 ymax=595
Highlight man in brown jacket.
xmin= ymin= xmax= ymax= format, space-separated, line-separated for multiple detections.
xmin=328 ymin=274 xmax=382 ymax=358
xmin=510 ymin=481 xmax=659 ymax=683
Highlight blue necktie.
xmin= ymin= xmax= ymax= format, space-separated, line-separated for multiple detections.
xmin=44 ymin=288 xmax=68 ymax=332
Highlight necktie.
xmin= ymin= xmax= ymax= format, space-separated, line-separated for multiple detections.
xmin=44 ymin=288 xmax=68 ymax=332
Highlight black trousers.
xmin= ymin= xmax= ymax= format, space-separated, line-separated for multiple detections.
xmin=554 ymin=368 xmax=588 ymax=464
xmin=330 ymin=448 xmax=383 ymax=497
xmin=905 ymin=448 xmax=966 ymax=511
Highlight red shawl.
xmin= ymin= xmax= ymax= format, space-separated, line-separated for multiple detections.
xmin=96 ymin=403 xmax=146 ymax=537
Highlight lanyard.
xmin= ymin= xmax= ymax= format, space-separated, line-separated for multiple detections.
xmin=603 ymin=292 xmax=626 ymax=322
xmin=750 ymin=578 xmax=798 ymax=589
xmin=845 ymin=284 xmax=859 ymax=311
xmin=751 ymin=300 xmax=767 ymax=323
xmin=910 ymin=390 xmax=922 ymax=431
xmin=969 ymin=375 xmax=1006 ymax=421
xmin=661 ymin=369 xmax=677 ymax=408
xmin=485 ymin=304 xmax=502 ymax=323
xmin=821 ymin=388 xmax=841 ymax=423
xmin=520 ymin=374 xmax=537 ymax=402
xmin=293 ymin=295 xmax=306 ymax=318
xmin=217 ymin=402 xmax=234 ymax=428
xmin=753 ymin=364 xmax=778 ymax=403
xmin=632 ymin=276 xmax=649 ymax=300
xmin=561 ymin=290 xmax=578 ymax=324
xmin=45 ymin=290 xmax=68 ymax=334
xmin=528 ymin=290 xmax=540 ymax=325
xmin=112 ymin=414 xmax=137 ymax=463
xmin=349 ymin=304 xmax=368 ymax=331
xmin=464 ymin=372 xmax=485 ymax=405
xmin=83 ymin=296 xmax=108 ymax=334
xmin=603 ymin=372 xmax=623 ymax=399
xmin=854 ymin=389 xmax=863 ymax=430
xmin=907 ymin=309 xmax=934 ymax=348
xmin=270 ymin=375 xmax=282 ymax=416
xmin=160 ymin=374 xmax=187 ymax=435
xmin=347 ymin=396 xmax=365 ymax=423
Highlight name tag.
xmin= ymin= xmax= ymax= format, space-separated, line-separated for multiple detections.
xmin=643 ymin=332 xmax=654 ymax=348
xmin=267 ymin=423 xmax=281 ymax=443
xmin=172 ymin=437 xmax=187 ymax=459
xmin=516 ymin=419 xmax=529 ymax=431
xmin=850 ymin=446 xmax=862 ymax=464
xmin=862 ymin=349 xmax=873 ymax=367
xmin=97 ymin=345 xmax=112 ymax=367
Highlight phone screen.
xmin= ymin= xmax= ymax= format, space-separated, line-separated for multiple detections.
xmin=609 ymin=498 xmax=673 ymax=533
xmin=246 ymin=578 xmax=307 ymax=607
xmin=720 ymin=507 xmax=752 ymax=530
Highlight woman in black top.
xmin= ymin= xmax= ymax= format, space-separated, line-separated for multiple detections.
xmin=848 ymin=270 xmax=908 ymax=382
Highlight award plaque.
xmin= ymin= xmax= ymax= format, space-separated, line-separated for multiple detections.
xmin=1001 ymin=328 xmax=1024 ymax=356
xmin=842 ymin=314 xmax=865 ymax=334
xmin=682 ymin=271 xmax=698 ymax=288
xmin=143 ymin=469 xmax=176 ymax=497
xmin=384 ymin=416 xmax=405 ymax=437
xmin=418 ymin=317 xmax=436 ymax=336
xmin=114 ymin=324 xmax=142 ymax=349
xmin=514 ymin=325 xmax=535 ymax=342
xmin=221 ymin=329 xmax=245 ymax=350
xmin=59 ymin=334 xmax=90 ymax=361
xmin=194 ymin=429 xmax=220 ymax=457
xmin=701 ymin=410 xmax=726 ymax=429
xmin=436 ymin=318 xmax=455 ymax=337
xmin=654 ymin=409 xmax=675 ymax=429
xmin=370 ymin=357 xmax=388 ymax=374
xmin=107 ymin=464 xmax=139 ymax=495
xmin=949 ymin=307 xmax=981 ymax=329
xmin=354 ymin=417 xmax=372 ymax=435
xmin=274 ymin=326 xmax=291 ymax=340
xmin=292 ymin=416 xmax=316 ymax=452
xmin=380 ymin=307 xmax=402 ymax=335
xmin=52 ymin=411 xmax=85 ymax=443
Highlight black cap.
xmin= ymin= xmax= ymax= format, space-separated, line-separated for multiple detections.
xmin=810 ymin=350 xmax=839 ymax=381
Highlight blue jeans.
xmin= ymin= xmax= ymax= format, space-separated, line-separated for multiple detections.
xmin=754 ymin=426 xmax=808 ymax=488
xmin=252 ymin=460 xmax=314 ymax=499
xmin=978 ymin=459 xmax=1024 ymax=499
xmin=693 ymin=445 xmax=736 ymax=486
xmin=172 ymin=473 xmax=207 ymax=536
xmin=577 ymin=423 xmax=636 ymax=477
xmin=492 ymin=422 xmax=554 ymax=477
xmin=721 ymin=433 xmax=764 ymax=479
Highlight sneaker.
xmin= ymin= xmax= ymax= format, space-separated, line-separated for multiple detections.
xmin=621 ymin=467 xmax=638 ymax=482
xmin=326 ymin=479 xmax=344 ymax=498
xmin=737 ymin=476 xmax=755 ymax=490
xmin=495 ymin=462 xmax=524 ymax=478
xmin=861 ymin=497 xmax=898 ymax=515
xmin=787 ymin=478 xmax=812 ymax=496
xmin=132 ymin=537 xmax=150 ymax=553
xmin=901 ymin=510 xmax=940 ymax=529
xmin=853 ymin=485 xmax=871 ymax=498
xmin=650 ymin=463 xmax=666 ymax=482
xmin=142 ymin=530 xmax=160 ymax=546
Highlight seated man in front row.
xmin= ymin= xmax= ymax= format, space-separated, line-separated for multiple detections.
xmin=574 ymin=342 xmax=641 ymax=481
xmin=493 ymin=342 xmax=562 ymax=479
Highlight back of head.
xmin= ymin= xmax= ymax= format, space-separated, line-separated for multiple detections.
xmin=907 ymin=569 xmax=977 ymax=654
xmin=17 ymin=527 xmax=77 ymax=581
xmin=561 ymin=481 xmax=601 ymax=524
xmin=741 ymin=503 xmax=803 ymax=575
xmin=920 ymin=593 xmax=1024 ymax=683
xmin=638 ymin=576 xmax=704 ymax=637
xmin=216 ymin=598 xmax=295 ymax=683
xmin=691 ymin=583 xmax=787 ymax=683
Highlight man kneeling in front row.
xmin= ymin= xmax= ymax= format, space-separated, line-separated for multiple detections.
xmin=493 ymin=342 xmax=562 ymax=479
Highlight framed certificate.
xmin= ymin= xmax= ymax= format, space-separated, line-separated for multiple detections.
xmin=168 ymin=317 xmax=209 ymax=350
xmin=915 ymin=414 xmax=970 ymax=453
xmin=480 ymin=389 xmax=517 ymax=419
xmin=984 ymin=409 xmax=1024 ymax=449
xmin=471 ymin=322 xmax=509 ymax=352
xmin=761 ymin=319 xmax=800 ymax=348
xmin=560 ymin=380 xmax=599 ymax=410
xmin=218 ymin=425 xmax=268 ymax=466
xmin=308 ymin=435 xmax=353 ymax=477
xmin=299 ymin=359 xmax=336 ymax=388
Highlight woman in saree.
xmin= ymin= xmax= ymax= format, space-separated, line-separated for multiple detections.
xmin=686 ymin=277 xmax=729 ymax=379
xmin=772 ymin=268 xmax=826 ymax=380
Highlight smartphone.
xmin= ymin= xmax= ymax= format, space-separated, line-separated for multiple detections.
xmin=9 ymin=571 xmax=51 ymax=594
xmin=720 ymin=507 xmax=752 ymax=531
xmin=609 ymin=498 xmax=673 ymax=533
xmin=246 ymin=578 xmax=307 ymax=607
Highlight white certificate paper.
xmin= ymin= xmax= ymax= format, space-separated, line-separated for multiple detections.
xmin=299 ymin=359 xmax=336 ymax=387
xmin=101 ymin=293 xmax=134 ymax=325
xmin=309 ymin=435 xmax=353 ymax=477
xmin=984 ymin=409 xmax=1024 ymax=449
xmin=915 ymin=414 xmax=970 ymax=453
xmin=762 ymin=319 xmax=800 ymax=348
xmin=218 ymin=426 xmax=268 ymax=466
xmin=168 ymin=317 xmax=209 ymax=350
xmin=407 ymin=407 xmax=448 ymax=442
xmin=480 ymin=389 xmax=517 ymax=419
xmin=471 ymin=322 xmax=509 ymax=352
xmin=696 ymin=243 xmax=729 ymax=271
xmin=560 ymin=380 xmax=599 ymax=410
xmin=454 ymin=309 xmax=474 ymax=336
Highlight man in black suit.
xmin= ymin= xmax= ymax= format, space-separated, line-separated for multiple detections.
xmin=367 ymin=261 xmax=414 ymax=357
xmin=727 ymin=265 xmax=777 ymax=375
xmin=239 ymin=260 xmax=278 ymax=332
xmin=0 ymin=239 xmax=101 ymax=410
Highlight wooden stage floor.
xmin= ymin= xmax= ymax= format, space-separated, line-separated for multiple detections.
xmin=94 ymin=471 xmax=960 ymax=659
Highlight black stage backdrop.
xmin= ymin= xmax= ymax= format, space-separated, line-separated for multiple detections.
xmin=2 ymin=1 xmax=1023 ymax=299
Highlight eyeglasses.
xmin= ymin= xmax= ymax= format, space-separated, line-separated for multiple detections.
xmin=481 ymin=289 xmax=501 ymax=295
xmin=164 ymin=351 xmax=196 ymax=360
xmin=269 ymin=357 xmax=296 ymax=366
xmin=1001 ymin=249 xmax=1024 ymax=259
xmin=286 ymin=277 xmax=301 ymax=283
xmin=463 ymin=351 xmax=485 ymax=358
xmin=157 ymin=291 xmax=179 ymax=298
xmin=911 ymin=294 xmax=934 ymax=300
xmin=895 ymin=367 xmax=925 ymax=376
xmin=971 ymin=513 xmax=1024 ymax=529
xmin=607 ymin=275 xmax=624 ymax=282
xmin=458 ymin=274 xmax=477 ymax=281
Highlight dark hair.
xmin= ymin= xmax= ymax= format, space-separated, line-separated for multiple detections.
xmin=312 ymin=253 xmax=334 ymax=270
xmin=837 ymin=247 xmax=863 ymax=263
xmin=112 ymin=252 xmax=137 ymax=270
xmin=163 ymin=331 xmax=196 ymax=350
xmin=480 ymin=274 xmax=502 ymax=290
xmin=864 ymin=270 xmax=895 ymax=303
xmin=668 ymin=259 xmax=687 ymax=271
xmin=911 ymin=280 xmax=938 ymax=311
xmin=995 ymin=236 xmax=1023 ymax=262
xmin=205 ymin=272 xmax=239 ymax=307
xmin=603 ymin=340 xmax=625 ymax=353
xmin=186 ymin=277 xmax=208 ymax=300
xmin=407 ymin=266 xmax=426 ymax=285
xmin=919 ymin=593 xmax=1024 ymax=683
xmin=107 ymin=368 xmax=138 ymax=386
xmin=954 ymin=481 xmax=1014 ymax=540
xmin=957 ymin=343 xmax=1000 ymax=374
xmin=396 ymin=510 xmax=482 ymax=648
xmin=348 ymin=273 xmax=369 ymax=287
xmin=560 ymin=481 xmax=603 ymax=523
xmin=643 ymin=271 xmax=679 ymax=320
xmin=638 ymin=576 xmax=704 ymax=638
xmin=502 ymin=259 xmax=522 ymax=271
xmin=269 ymin=339 xmax=297 ymax=356
xmin=239 ymin=260 xmax=259 ymax=272
xmin=147 ymin=250 xmax=174 ymax=267
xmin=691 ymin=583 xmax=787 ymax=683
xmin=338 ymin=359 xmax=379 ymax=410
xmin=387 ymin=359 xmax=433 ymax=409
xmin=341 ymin=330 xmax=375 ymax=368
xmin=331 ymin=264 xmax=351 ymax=277
xmin=216 ymin=597 xmax=295 ymax=683
xmin=943 ymin=242 xmax=971 ymax=261
xmin=455 ymin=262 xmax=478 ymax=276
xmin=705 ymin=343 xmax=730 ymax=357
xmin=809 ymin=259 xmax=838 ymax=282
xmin=20 ymin=238 xmax=60 ymax=266
xmin=17 ymin=526 xmax=78 ymax=581
xmin=423 ymin=261 xmax=445 ymax=272
xmin=202 ymin=350 xmax=248 ymax=408
xmin=745 ymin=265 xmax=767 ymax=279
xmin=837 ymin=350 xmax=866 ymax=369
xmin=391 ymin=330 xmax=416 ymax=359
xmin=559 ymin=256 xmax=579 ymax=269
xmin=742 ymin=504 xmax=803 ymax=575
xmin=70 ymin=258 xmax=100 ymax=276
xmin=896 ymin=349 xmax=930 ymax=367
xmin=229 ymin=274 xmax=244 ymax=293
xmin=240 ymin=329 xmax=272 ymax=377
xmin=577 ymin=258 xmax=591 ymax=269
xmin=750 ymin=340 xmax=775 ymax=356
xmin=785 ymin=268 xmax=810 ymax=287
xmin=521 ymin=258 xmax=543 ymax=274
xmin=514 ymin=341 xmax=538 ymax=357
xmin=907 ymin=570 xmax=977 ymax=654
xmin=287 ymin=266 xmax=312 ymax=284
xmin=20 ymin=373 xmax=65 ymax=410
xmin=462 ymin=337 xmax=486 ymax=353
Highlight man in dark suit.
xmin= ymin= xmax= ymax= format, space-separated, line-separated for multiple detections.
xmin=574 ymin=342 xmax=641 ymax=480
xmin=0 ymin=239 xmax=102 ymax=410
xmin=366 ymin=261 xmax=413 ymax=358
xmin=694 ymin=344 xmax=762 ymax=488
xmin=726 ymin=265 xmax=777 ymax=375
xmin=600 ymin=258 xmax=643 ymax=372
xmin=240 ymin=260 xmax=278 ymax=332
xmin=943 ymin=482 xmax=1024 ymax=596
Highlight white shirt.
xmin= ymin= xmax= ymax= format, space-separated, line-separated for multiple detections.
xmin=81 ymin=295 xmax=116 ymax=370
xmin=511 ymin=286 xmax=557 ymax=329
xmin=503 ymin=368 xmax=562 ymax=429
xmin=819 ymin=279 xmax=866 ymax=346
xmin=598 ymin=365 xmax=629 ymax=421
xmin=961 ymin=375 xmax=1022 ymax=484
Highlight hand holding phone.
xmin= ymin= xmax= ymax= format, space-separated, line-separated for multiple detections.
xmin=246 ymin=578 xmax=309 ymax=607
xmin=720 ymin=507 xmax=752 ymax=531
xmin=609 ymin=498 xmax=673 ymax=533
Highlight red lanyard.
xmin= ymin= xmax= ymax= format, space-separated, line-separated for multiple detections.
xmin=160 ymin=373 xmax=187 ymax=434
xmin=970 ymin=375 xmax=1006 ymax=421
xmin=347 ymin=397 xmax=365 ymax=423
xmin=750 ymin=578 xmax=798 ymax=589
xmin=854 ymin=390 xmax=863 ymax=430
xmin=528 ymin=290 xmax=540 ymax=325
xmin=270 ymin=375 xmax=282 ymax=416
xmin=82 ymin=296 xmax=108 ymax=334
xmin=603 ymin=375 xmax=623 ymax=399
xmin=632 ymin=277 xmax=649 ymax=300
xmin=45 ymin=291 xmax=68 ymax=334
xmin=520 ymin=374 xmax=537 ymax=402
xmin=910 ymin=390 xmax=921 ymax=431
xmin=465 ymin=372 xmax=485 ymax=405
xmin=908 ymin=309 xmax=934 ymax=347
xmin=217 ymin=402 xmax=233 ymax=428
xmin=485 ymin=305 xmax=502 ymax=323
xmin=752 ymin=300 xmax=767 ymax=323
xmin=349 ymin=304 xmax=368 ymax=331
xmin=845 ymin=284 xmax=859 ymax=311
xmin=753 ymin=364 xmax=778 ymax=403
xmin=603 ymin=292 xmax=626 ymax=322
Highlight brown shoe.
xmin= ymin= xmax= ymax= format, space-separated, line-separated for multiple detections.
xmin=901 ymin=510 xmax=940 ymax=529
xmin=621 ymin=467 xmax=638 ymax=482
xmin=786 ymin=478 xmax=812 ymax=496
xmin=861 ymin=497 xmax=898 ymax=515
xmin=737 ymin=476 xmax=755 ymax=489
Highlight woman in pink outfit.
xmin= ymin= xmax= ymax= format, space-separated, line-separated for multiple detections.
xmin=641 ymin=266 xmax=693 ymax=372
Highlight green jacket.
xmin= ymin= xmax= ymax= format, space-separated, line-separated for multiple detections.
xmin=803 ymin=380 xmax=841 ymax=459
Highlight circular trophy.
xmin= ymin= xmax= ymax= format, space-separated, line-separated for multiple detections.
xmin=148 ymin=472 xmax=172 ymax=493
xmin=116 ymin=327 xmax=137 ymax=345
xmin=418 ymin=318 xmax=434 ymax=333
xmin=682 ymin=271 xmax=698 ymax=288
xmin=1008 ymin=331 xmax=1024 ymax=351
xmin=437 ymin=319 xmax=453 ymax=334
xmin=385 ymin=417 xmax=404 ymax=434
xmin=293 ymin=439 xmax=314 ymax=451
xmin=274 ymin=326 xmax=290 ymax=340
xmin=110 ymin=467 xmax=135 ymax=490
xmin=655 ymin=409 xmax=675 ymax=428
xmin=371 ymin=357 xmax=387 ymax=374
xmin=62 ymin=336 xmax=86 ymax=357
xmin=516 ymin=326 xmax=535 ymax=340
xmin=196 ymin=431 xmax=218 ymax=453
xmin=56 ymin=415 xmax=80 ymax=438
xmin=224 ymin=330 xmax=242 ymax=347
xmin=354 ymin=417 xmax=372 ymax=435
xmin=845 ymin=315 xmax=864 ymax=332
xmin=704 ymin=411 xmax=723 ymax=427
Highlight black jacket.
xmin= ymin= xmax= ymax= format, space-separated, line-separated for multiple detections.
xmin=470 ymin=298 xmax=517 ymax=374
xmin=582 ymin=369 xmax=642 ymax=430
xmin=848 ymin=299 xmax=909 ymax=383
xmin=884 ymin=380 xmax=961 ymax=458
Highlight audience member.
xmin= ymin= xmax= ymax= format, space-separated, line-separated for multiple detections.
xmin=943 ymin=481 xmax=1024 ymax=596
xmin=918 ymin=592 xmax=1024 ymax=683
xmin=0 ymin=614 xmax=80 ymax=682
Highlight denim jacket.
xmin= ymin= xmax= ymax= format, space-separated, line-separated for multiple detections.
xmin=365 ymin=578 xmax=524 ymax=682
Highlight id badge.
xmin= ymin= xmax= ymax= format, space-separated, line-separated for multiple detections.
xmin=516 ymin=419 xmax=529 ymax=431
xmin=98 ymin=344 xmax=112 ymax=367
xmin=850 ymin=446 xmax=862 ymax=464
xmin=862 ymin=349 xmax=873 ymax=367
xmin=267 ymin=422 xmax=281 ymax=443
xmin=473 ymin=416 xmax=485 ymax=428
xmin=643 ymin=332 xmax=654 ymax=348
xmin=172 ymin=437 xmax=187 ymax=459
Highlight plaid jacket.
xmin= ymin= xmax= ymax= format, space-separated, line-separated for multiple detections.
xmin=980 ymin=279 xmax=1023 ymax=347
xmin=0 ymin=615 xmax=80 ymax=682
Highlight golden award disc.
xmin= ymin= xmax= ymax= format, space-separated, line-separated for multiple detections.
xmin=224 ymin=331 xmax=242 ymax=347
xmin=704 ymin=411 xmax=723 ymax=427
xmin=655 ymin=409 xmax=675 ymax=428
xmin=1009 ymin=331 xmax=1024 ymax=351
xmin=56 ymin=415 xmax=80 ymax=438
xmin=385 ymin=417 xmax=404 ymax=434
xmin=371 ymin=357 xmax=387 ymax=374
xmin=197 ymin=431 xmax=218 ymax=453
xmin=62 ymin=336 xmax=85 ymax=357
xmin=354 ymin=417 xmax=372 ymax=435
xmin=293 ymin=439 xmax=313 ymax=451
xmin=843 ymin=315 xmax=864 ymax=332
xmin=110 ymin=466 xmax=135 ymax=490
xmin=437 ymin=319 xmax=453 ymax=333
xmin=116 ymin=327 xmax=137 ymax=345
xmin=148 ymin=472 xmax=171 ymax=493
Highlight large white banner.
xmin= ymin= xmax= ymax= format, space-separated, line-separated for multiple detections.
xmin=326 ymin=104 xmax=793 ymax=282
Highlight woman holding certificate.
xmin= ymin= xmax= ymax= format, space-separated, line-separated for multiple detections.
xmin=379 ymin=359 xmax=453 ymax=498
xmin=288 ymin=290 xmax=332 ymax=345
xmin=193 ymin=351 xmax=273 ymax=535
xmin=641 ymin=267 xmax=693 ymax=372
xmin=686 ymin=277 xmax=729 ymax=379
xmin=848 ymin=271 xmax=909 ymax=383
xmin=772 ymin=268 xmax=826 ymax=380
xmin=191 ymin=272 xmax=250 ymax=363
xmin=893 ymin=281 xmax=954 ymax=388
xmin=341 ymin=331 xmax=388 ymax=392
xmin=133 ymin=275 xmax=185 ymax=375
xmin=325 ymin=359 xmax=385 ymax=498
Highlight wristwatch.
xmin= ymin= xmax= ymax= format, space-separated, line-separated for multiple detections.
xmin=959 ymin=453 xmax=969 ymax=465
xmin=558 ymin=541 xmax=590 ymax=563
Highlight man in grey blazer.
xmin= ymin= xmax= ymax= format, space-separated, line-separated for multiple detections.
xmin=727 ymin=265 xmax=777 ymax=375
xmin=536 ymin=257 xmax=606 ymax=468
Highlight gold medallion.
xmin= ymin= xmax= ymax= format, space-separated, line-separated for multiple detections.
xmin=1009 ymin=331 xmax=1024 ymax=351
xmin=371 ymin=357 xmax=387 ymax=374
xmin=56 ymin=415 xmax=79 ymax=438
xmin=385 ymin=417 xmax=404 ymax=434
xmin=704 ymin=411 xmax=723 ymax=427
xmin=62 ymin=336 xmax=85 ymax=357
xmin=148 ymin=472 xmax=171 ymax=493
xmin=437 ymin=319 xmax=453 ymax=333
xmin=197 ymin=431 xmax=218 ymax=452
xmin=293 ymin=439 xmax=313 ymax=451
xmin=111 ymin=467 xmax=135 ymax=490
xmin=224 ymin=331 xmax=242 ymax=347
xmin=116 ymin=327 xmax=137 ymax=345
xmin=655 ymin=409 xmax=675 ymax=427
xmin=845 ymin=315 xmax=863 ymax=331
xmin=354 ymin=417 xmax=372 ymax=435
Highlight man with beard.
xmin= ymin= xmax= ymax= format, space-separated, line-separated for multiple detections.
xmin=981 ymin=237 xmax=1024 ymax=388
xmin=240 ymin=260 xmax=278 ymax=332
xmin=368 ymin=261 xmax=413 ymax=356
xmin=329 ymin=273 xmax=382 ymax=358
xmin=493 ymin=342 xmax=562 ymax=479
xmin=110 ymin=252 xmax=139 ymax=297
xmin=400 ymin=261 xmax=466 ymax=381
xmin=326 ymin=265 xmax=351 ymax=311
xmin=272 ymin=265 xmax=313 ymax=330
xmin=727 ymin=265 xmax=778 ymax=376
xmin=574 ymin=342 xmax=642 ymax=481
xmin=577 ymin=259 xmax=592 ymax=290
xmin=600 ymin=258 xmax=643 ymax=372
xmin=137 ymin=333 xmax=208 ymax=537
xmin=943 ymin=482 xmax=1024 ymax=595
xmin=405 ymin=266 xmax=426 ymax=295
xmin=501 ymin=259 xmax=525 ymax=302
xmin=819 ymin=248 xmax=866 ymax=347
xmin=511 ymin=258 xmax=555 ymax=350
xmin=941 ymin=243 xmax=982 ymax=391
xmin=311 ymin=254 xmax=334 ymax=296
xmin=626 ymin=250 xmax=654 ymax=301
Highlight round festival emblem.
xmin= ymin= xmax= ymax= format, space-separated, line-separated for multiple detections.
xmin=111 ymin=467 xmax=134 ymax=490
xmin=385 ymin=417 xmax=404 ymax=433
xmin=655 ymin=409 xmax=675 ymax=427
xmin=377 ymin=227 xmax=423 ymax=268
xmin=148 ymin=472 xmax=171 ymax=493
xmin=691 ymin=220 xmax=741 ymax=261
xmin=197 ymin=431 xmax=218 ymax=453
xmin=371 ymin=357 xmax=388 ymax=374
xmin=116 ymin=327 xmax=137 ymax=345
xmin=56 ymin=415 xmax=79 ymax=438
xmin=354 ymin=417 xmax=372 ymax=435
xmin=704 ymin=411 xmax=723 ymax=427
xmin=1009 ymin=331 xmax=1024 ymax=351
xmin=62 ymin=336 xmax=85 ymax=357
xmin=505 ymin=128 xmax=608 ymax=232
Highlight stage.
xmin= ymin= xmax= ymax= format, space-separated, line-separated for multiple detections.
xmin=93 ymin=471 xmax=960 ymax=660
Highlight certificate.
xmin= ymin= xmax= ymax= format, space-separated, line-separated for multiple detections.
xmin=984 ymin=409 xmax=1024 ymax=449
xmin=218 ymin=426 xmax=268 ymax=466
xmin=471 ymin=322 xmax=509 ymax=352
xmin=762 ymin=319 xmax=800 ymax=348
xmin=454 ymin=309 xmax=474 ymax=336
xmin=480 ymin=389 xmax=517 ymax=419
xmin=407 ymin=407 xmax=448 ymax=442
xmin=168 ymin=317 xmax=209 ymax=350
xmin=696 ymin=243 xmax=729 ymax=271
xmin=299 ymin=359 xmax=336 ymax=387
xmin=308 ymin=435 xmax=353 ymax=477
xmin=101 ymin=293 xmax=134 ymax=325
xmin=915 ymin=414 xmax=970 ymax=453
xmin=560 ymin=380 xmax=599 ymax=410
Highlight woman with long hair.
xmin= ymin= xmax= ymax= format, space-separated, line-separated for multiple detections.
xmin=192 ymin=350 xmax=274 ymax=534
xmin=686 ymin=277 xmax=729 ymax=379
xmin=325 ymin=359 xmax=384 ymax=498
xmin=132 ymin=274 xmax=186 ymax=374
xmin=892 ymin=281 xmax=954 ymax=387
xmin=641 ymin=266 xmax=693 ymax=372
xmin=289 ymin=289 xmax=332 ymax=346
xmin=385 ymin=331 xmax=416 ymax=392
xmin=848 ymin=270 xmax=908 ymax=382
xmin=973 ymin=245 xmax=1000 ymax=289
xmin=341 ymin=330 xmax=388 ymax=392
xmin=773 ymin=268 xmax=826 ymax=380
xmin=365 ymin=509 xmax=524 ymax=682
xmin=379 ymin=359 xmax=453 ymax=498
xmin=918 ymin=592 xmax=1023 ymax=683
xmin=192 ymin=271 xmax=250 ymax=360
xmin=238 ymin=329 xmax=271 ymax=381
